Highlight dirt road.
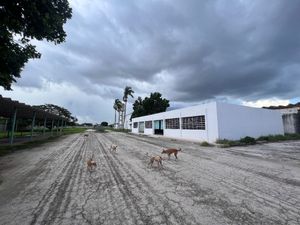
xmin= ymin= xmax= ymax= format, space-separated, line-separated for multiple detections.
xmin=0 ymin=131 xmax=300 ymax=225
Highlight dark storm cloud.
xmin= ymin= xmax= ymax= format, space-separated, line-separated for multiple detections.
xmin=64 ymin=1 xmax=300 ymax=101
xmin=16 ymin=0 xmax=300 ymax=103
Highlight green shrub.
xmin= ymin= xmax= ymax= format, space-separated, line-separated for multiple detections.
xmin=200 ymin=141 xmax=214 ymax=147
xmin=240 ymin=136 xmax=256 ymax=145
xmin=257 ymin=135 xmax=270 ymax=141
xmin=216 ymin=139 xmax=241 ymax=147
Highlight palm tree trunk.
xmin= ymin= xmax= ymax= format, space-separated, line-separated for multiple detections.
xmin=120 ymin=110 xmax=124 ymax=128
xmin=123 ymin=102 xmax=127 ymax=129
xmin=114 ymin=110 xmax=116 ymax=126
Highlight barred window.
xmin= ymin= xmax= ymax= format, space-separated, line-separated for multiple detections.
xmin=133 ymin=122 xmax=138 ymax=128
xmin=145 ymin=121 xmax=152 ymax=128
xmin=166 ymin=118 xmax=180 ymax=129
xmin=181 ymin=116 xmax=205 ymax=130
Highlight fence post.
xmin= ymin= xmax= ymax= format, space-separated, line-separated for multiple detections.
xmin=43 ymin=117 xmax=47 ymax=136
xmin=51 ymin=119 xmax=54 ymax=136
xmin=30 ymin=111 xmax=36 ymax=141
xmin=9 ymin=108 xmax=17 ymax=145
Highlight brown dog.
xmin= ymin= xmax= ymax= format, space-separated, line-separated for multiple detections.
xmin=161 ymin=148 xmax=182 ymax=159
xmin=149 ymin=155 xmax=163 ymax=168
xmin=87 ymin=158 xmax=97 ymax=170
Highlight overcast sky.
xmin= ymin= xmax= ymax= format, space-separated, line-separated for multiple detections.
xmin=1 ymin=0 xmax=300 ymax=123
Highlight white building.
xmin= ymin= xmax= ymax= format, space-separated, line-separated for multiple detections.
xmin=131 ymin=101 xmax=284 ymax=142
xmin=124 ymin=112 xmax=132 ymax=130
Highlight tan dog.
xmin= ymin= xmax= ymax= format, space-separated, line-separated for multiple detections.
xmin=109 ymin=144 xmax=118 ymax=152
xmin=161 ymin=148 xmax=182 ymax=159
xmin=149 ymin=155 xmax=163 ymax=168
xmin=87 ymin=158 xmax=97 ymax=170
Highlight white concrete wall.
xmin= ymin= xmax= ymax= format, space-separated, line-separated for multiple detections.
xmin=216 ymin=102 xmax=284 ymax=140
xmin=131 ymin=102 xmax=219 ymax=142
xmin=124 ymin=113 xmax=132 ymax=129
xmin=144 ymin=128 xmax=153 ymax=135
xmin=282 ymin=113 xmax=300 ymax=134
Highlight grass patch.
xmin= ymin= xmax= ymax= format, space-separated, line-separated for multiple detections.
xmin=240 ymin=136 xmax=256 ymax=145
xmin=200 ymin=141 xmax=214 ymax=147
xmin=0 ymin=127 xmax=87 ymax=139
xmin=0 ymin=127 xmax=87 ymax=157
xmin=217 ymin=133 xmax=300 ymax=148
xmin=0 ymin=136 xmax=59 ymax=157
xmin=257 ymin=133 xmax=300 ymax=142
xmin=216 ymin=139 xmax=241 ymax=148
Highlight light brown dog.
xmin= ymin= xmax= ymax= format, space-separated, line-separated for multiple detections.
xmin=87 ymin=158 xmax=97 ymax=170
xmin=161 ymin=148 xmax=182 ymax=159
xmin=109 ymin=144 xmax=118 ymax=152
xmin=149 ymin=155 xmax=163 ymax=168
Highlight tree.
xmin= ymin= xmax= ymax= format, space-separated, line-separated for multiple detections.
xmin=113 ymin=99 xmax=123 ymax=127
xmin=113 ymin=100 xmax=118 ymax=126
xmin=100 ymin=121 xmax=108 ymax=126
xmin=33 ymin=104 xmax=77 ymax=125
xmin=131 ymin=97 xmax=145 ymax=119
xmin=131 ymin=92 xmax=170 ymax=119
xmin=0 ymin=0 xmax=72 ymax=90
xmin=122 ymin=86 xmax=134 ymax=128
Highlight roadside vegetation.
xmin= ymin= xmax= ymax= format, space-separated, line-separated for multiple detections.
xmin=0 ymin=127 xmax=87 ymax=157
xmin=216 ymin=133 xmax=300 ymax=148
xmin=200 ymin=141 xmax=215 ymax=147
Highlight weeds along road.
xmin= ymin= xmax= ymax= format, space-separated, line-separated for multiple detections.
xmin=0 ymin=131 xmax=300 ymax=225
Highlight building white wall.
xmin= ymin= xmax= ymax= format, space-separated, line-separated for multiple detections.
xmin=132 ymin=101 xmax=284 ymax=142
xmin=216 ymin=102 xmax=284 ymax=140
xmin=132 ymin=102 xmax=219 ymax=142
xmin=124 ymin=113 xmax=132 ymax=129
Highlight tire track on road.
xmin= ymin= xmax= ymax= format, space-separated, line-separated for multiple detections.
xmin=29 ymin=136 xmax=86 ymax=225
xmin=96 ymin=133 xmax=198 ymax=225
xmin=101 ymin=132 xmax=289 ymax=225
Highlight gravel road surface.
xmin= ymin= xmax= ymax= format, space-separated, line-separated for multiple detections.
xmin=0 ymin=131 xmax=299 ymax=225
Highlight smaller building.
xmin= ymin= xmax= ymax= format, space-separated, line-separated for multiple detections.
xmin=131 ymin=101 xmax=284 ymax=142
xmin=265 ymin=103 xmax=300 ymax=134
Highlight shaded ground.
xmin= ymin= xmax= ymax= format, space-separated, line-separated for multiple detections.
xmin=0 ymin=131 xmax=299 ymax=225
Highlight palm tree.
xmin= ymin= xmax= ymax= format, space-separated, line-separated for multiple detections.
xmin=114 ymin=99 xmax=123 ymax=128
xmin=123 ymin=86 xmax=134 ymax=128
xmin=113 ymin=100 xmax=118 ymax=127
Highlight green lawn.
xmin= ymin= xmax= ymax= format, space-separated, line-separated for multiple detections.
xmin=0 ymin=127 xmax=88 ymax=157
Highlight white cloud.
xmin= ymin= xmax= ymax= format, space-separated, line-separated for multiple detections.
xmin=242 ymin=98 xmax=290 ymax=108
xmin=0 ymin=80 xmax=114 ymax=124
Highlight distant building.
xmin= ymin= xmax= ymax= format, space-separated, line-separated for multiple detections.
xmin=264 ymin=103 xmax=300 ymax=134
xmin=131 ymin=101 xmax=284 ymax=142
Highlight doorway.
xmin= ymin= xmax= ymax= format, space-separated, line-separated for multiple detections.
xmin=138 ymin=122 xmax=144 ymax=133
xmin=154 ymin=120 xmax=164 ymax=135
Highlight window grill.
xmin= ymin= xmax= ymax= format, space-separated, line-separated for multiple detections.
xmin=181 ymin=116 xmax=205 ymax=130
xmin=165 ymin=118 xmax=180 ymax=129
xmin=145 ymin=121 xmax=152 ymax=128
